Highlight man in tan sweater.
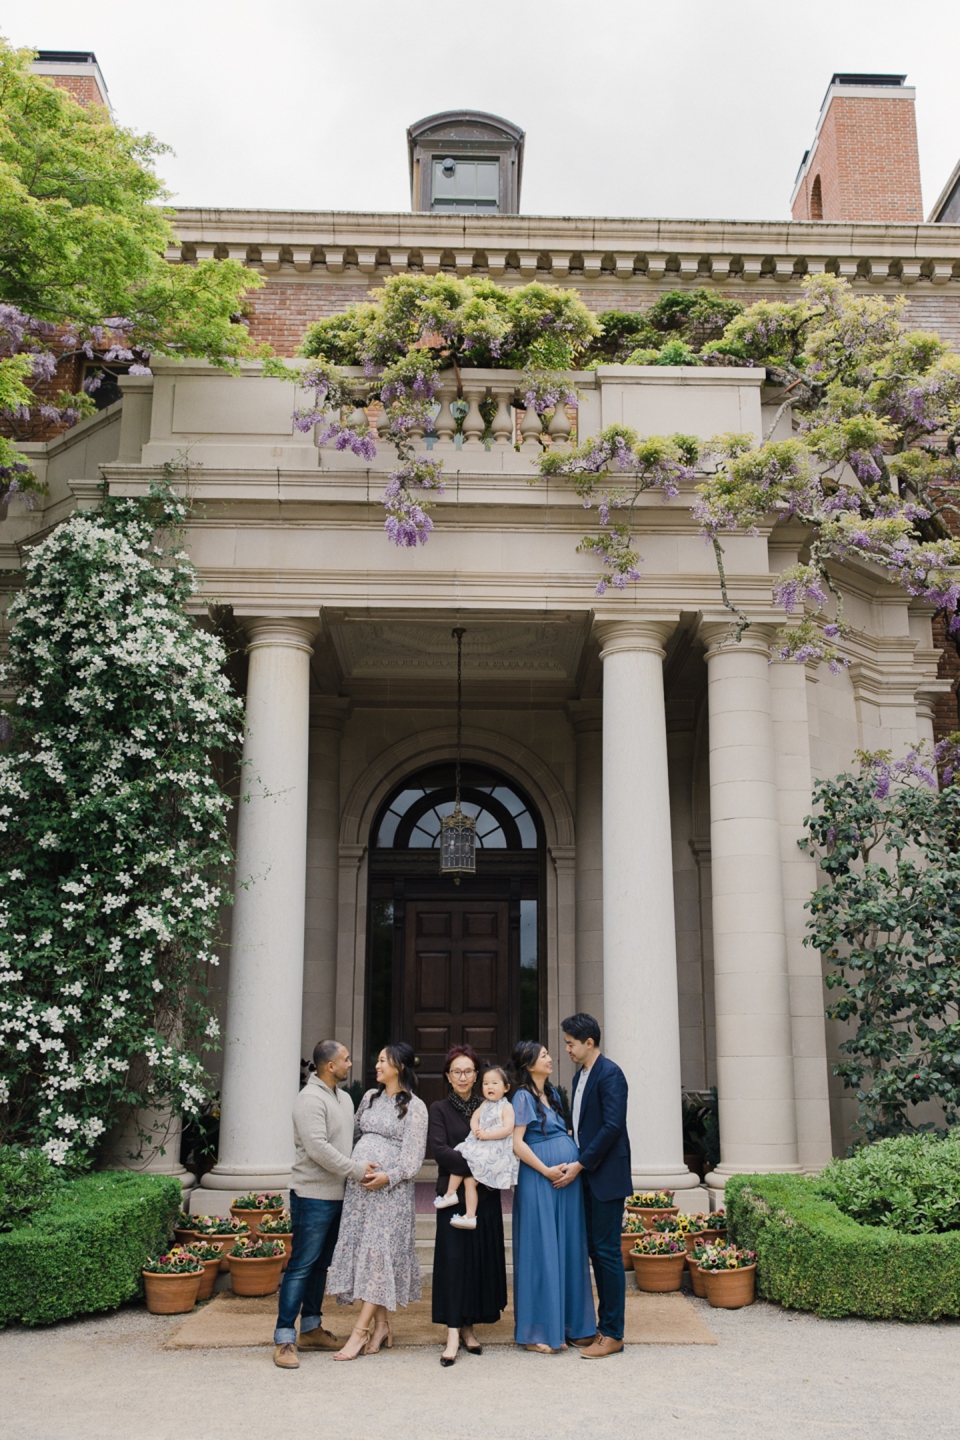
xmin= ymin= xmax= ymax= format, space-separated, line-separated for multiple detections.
xmin=274 ymin=1040 xmax=376 ymax=1368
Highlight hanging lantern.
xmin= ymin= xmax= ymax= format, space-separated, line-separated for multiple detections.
xmin=440 ymin=627 xmax=476 ymax=882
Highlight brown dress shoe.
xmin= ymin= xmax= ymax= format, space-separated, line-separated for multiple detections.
xmin=274 ymin=1343 xmax=300 ymax=1368
xmin=580 ymin=1335 xmax=624 ymax=1359
xmin=568 ymin=1334 xmax=600 ymax=1348
xmin=298 ymin=1326 xmax=341 ymax=1350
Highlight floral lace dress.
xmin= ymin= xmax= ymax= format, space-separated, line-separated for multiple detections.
xmin=327 ymin=1088 xmax=429 ymax=1310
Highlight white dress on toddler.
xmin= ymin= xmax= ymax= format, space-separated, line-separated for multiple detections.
xmin=454 ymin=1098 xmax=520 ymax=1190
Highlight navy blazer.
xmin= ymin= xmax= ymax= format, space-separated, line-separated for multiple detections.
xmin=571 ymin=1052 xmax=632 ymax=1203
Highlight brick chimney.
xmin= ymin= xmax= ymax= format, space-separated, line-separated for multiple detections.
xmin=29 ymin=50 xmax=111 ymax=112
xmin=791 ymin=74 xmax=922 ymax=223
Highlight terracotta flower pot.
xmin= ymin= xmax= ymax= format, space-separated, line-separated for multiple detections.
xmin=268 ymin=1233 xmax=293 ymax=1270
xmin=698 ymin=1228 xmax=725 ymax=1245
xmin=197 ymin=1234 xmax=237 ymax=1273
xmin=626 ymin=1206 xmax=679 ymax=1230
xmin=142 ymin=1270 xmax=202 ymax=1314
xmin=702 ymin=1263 xmax=756 ymax=1309
xmin=173 ymin=1226 xmax=199 ymax=1245
xmin=686 ymin=1254 xmax=708 ymax=1298
xmin=195 ymin=1256 xmax=222 ymax=1300
xmin=683 ymin=1231 xmax=706 ymax=1253
xmin=620 ymin=1233 xmax=639 ymax=1272
xmin=227 ymin=1253 xmax=284 ymax=1297
xmin=631 ymin=1252 xmax=686 ymax=1293
xmin=230 ymin=1206 xmax=283 ymax=1239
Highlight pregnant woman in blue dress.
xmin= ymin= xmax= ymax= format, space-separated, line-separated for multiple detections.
xmin=510 ymin=1041 xmax=596 ymax=1353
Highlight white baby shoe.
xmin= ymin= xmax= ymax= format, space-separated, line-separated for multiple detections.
xmin=434 ymin=1194 xmax=459 ymax=1209
xmin=450 ymin=1215 xmax=477 ymax=1229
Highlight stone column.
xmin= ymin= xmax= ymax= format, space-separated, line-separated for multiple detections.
xmin=203 ymin=618 xmax=318 ymax=1192
xmin=702 ymin=624 xmax=800 ymax=1185
xmin=301 ymin=697 xmax=350 ymax=1061
xmin=566 ymin=701 xmax=603 ymax=1023
xmin=596 ymin=620 xmax=698 ymax=1191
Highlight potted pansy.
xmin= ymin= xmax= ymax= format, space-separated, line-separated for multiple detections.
xmin=258 ymin=1210 xmax=294 ymax=1269
xmin=230 ymin=1192 xmax=285 ymax=1238
xmin=699 ymin=1208 xmax=727 ymax=1244
xmin=191 ymin=1215 xmax=251 ymax=1271
xmin=696 ymin=1244 xmax=757 ymax=1309
xmin=625 ymin=1190 xmax=678 ymax=1230
xmin=186 ymin=1241 xmax=226 ymax=1300
xmin=173 ymin=1209 xmax=198 ymax=1245
xmin=620 ymin=1212 xmax=647 ymax=1271
xmin=686 ymin=1239 xmax=711 ymax=1296
xmin=142 ymin=1245 xmax=204 ymax=1314
xmin=226 ymin=1236 xmax=287 ymax=1296
xmin=655 ymin=1210 xmax=708 ymax=1253
xmin=629 ymin=1232 xmax=687 ymax=1292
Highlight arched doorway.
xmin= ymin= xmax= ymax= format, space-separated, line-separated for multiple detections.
xmin=365 ymin=762 xmax=544 ymax=1105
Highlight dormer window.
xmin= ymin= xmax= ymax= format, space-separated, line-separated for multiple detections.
xmin=431 ymin=156 xmax=500 ymax=213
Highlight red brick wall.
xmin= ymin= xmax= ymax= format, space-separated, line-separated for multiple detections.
xmin=39 ymin=72 xmax=108 ymax=109
xmin=792 ymin=94 xmax=923 ymax=223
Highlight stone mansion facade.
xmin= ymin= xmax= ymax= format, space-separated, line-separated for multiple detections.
xmin=8 ymin=62 xmax=960 ymax=1206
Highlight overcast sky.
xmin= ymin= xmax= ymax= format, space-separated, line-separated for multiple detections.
xmin=9 ymin=0 xmax=960 ymax=221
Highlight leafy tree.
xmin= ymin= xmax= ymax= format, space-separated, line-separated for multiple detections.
xmin=0 ymin=38 xmax=266 ymax=495
xmin=0 ymin=479 xmax=243 ymax=1167
xmin=802 ymin=746 xmax=960 ymax=1143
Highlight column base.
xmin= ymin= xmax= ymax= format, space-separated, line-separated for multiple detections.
xmin=201 ymin=1166 xmax=293 ymax=1192
xmin=630 ymin=1166 xmax=702 ymax=1192
xmin=704 ymin=1163 xmax=803 ymax=1191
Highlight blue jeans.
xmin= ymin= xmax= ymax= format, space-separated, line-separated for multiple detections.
xmin=274 ymin=1193 xmax=343 ymax=1345
xmin=582 ymin=1186 xmax=626 ymax=1341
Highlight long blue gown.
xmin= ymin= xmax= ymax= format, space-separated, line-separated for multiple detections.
xmin=512 ymin=1087 xmax=596 ymax=1348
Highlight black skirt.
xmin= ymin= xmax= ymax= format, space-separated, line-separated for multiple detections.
xmin=431 ymin=1181 xmax=507 ymax=1327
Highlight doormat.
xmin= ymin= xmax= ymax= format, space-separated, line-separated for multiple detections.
xmin=165 ymin=1288 xmax=716 ymax=1349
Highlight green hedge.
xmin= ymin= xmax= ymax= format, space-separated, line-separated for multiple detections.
xmin=727 ymin=1173 xmax=960 ymax=1321
xmin=0 ymin=1171 xmax=181 ymax=1326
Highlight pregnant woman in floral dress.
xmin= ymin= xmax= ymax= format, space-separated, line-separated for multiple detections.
xmin=327 ymin=1042 xmax=428 ymax=1359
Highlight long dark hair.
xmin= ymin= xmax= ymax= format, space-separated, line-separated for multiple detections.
xmin=378 ymin=1042 xmax=418 ymax=1120
xmin=509 ymin=1039 xmax=563 ymax=1134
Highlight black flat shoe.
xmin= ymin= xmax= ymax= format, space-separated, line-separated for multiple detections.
xmin=463 ymin=1343 xmax=483 ymax=1355
xmin=440 ymin=1354 xmax=457 ymax=1367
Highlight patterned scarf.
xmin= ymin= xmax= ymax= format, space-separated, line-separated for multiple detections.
xmin=448 ymin=1088 xmax=482 ymax=1121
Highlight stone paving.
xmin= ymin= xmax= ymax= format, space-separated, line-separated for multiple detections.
xmin=2 ymin=1295 xmax=958 ymax=1440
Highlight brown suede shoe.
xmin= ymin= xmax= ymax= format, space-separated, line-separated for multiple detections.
xmin=568 ymin=1334 xmax=599 ymax=1348
xmin=274 ymin=1343 xmax=300 ymax=1368
xmin=298 ymin=1326 xmax=341 ymax=1350
xmin=580 ymin=1335 xmax=624 ymax=1359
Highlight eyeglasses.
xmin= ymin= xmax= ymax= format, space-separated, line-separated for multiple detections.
xmin=449 ymin=1068 xmax=476 ymax=1079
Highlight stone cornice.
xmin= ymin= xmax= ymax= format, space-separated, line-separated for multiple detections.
xmin=170 ymin=208 xmax=960 ymax=287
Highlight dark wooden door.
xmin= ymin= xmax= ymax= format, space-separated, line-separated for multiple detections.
xmin=402 ymin=898 xmax=511 ymax=1110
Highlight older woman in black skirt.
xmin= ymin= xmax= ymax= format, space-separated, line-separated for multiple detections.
xmin=428 ymin=1044 xmax=507 ymax=1366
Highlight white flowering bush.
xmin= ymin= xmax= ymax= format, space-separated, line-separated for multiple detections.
xmin=0 ymin=481 xmax=243 ymax=1166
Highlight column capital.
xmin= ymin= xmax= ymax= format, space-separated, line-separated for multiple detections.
xmin=241 ymin=617 xmax=321 ymax=655
xmin=594 ymin=618 xmax=676 ymax=661
xmin=564 ymin=699 xmax=602 ymax=735
xmin=310 ymin=695 xmax=352 ymax=732
xmin=701 ymin=620 xmax=777 ymax=663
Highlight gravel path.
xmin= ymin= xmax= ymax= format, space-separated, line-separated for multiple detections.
xmin=2 ymin=1296 xmax=958 ymax=1440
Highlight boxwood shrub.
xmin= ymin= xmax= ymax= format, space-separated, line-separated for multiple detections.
xmin=727 ymin=1172 xmax=960 ymax=1321
xmin=0 ymin=1171 xmax=181 ymax=1326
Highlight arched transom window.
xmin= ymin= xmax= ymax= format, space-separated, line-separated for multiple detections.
xmin=374 ymin=763 xmax=538 ymax=850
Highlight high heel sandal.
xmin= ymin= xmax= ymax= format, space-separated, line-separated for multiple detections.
xmin=364 ymin=1318 xmax=393 ymax=1354
xmin=332 ymin=1323 xmax=372 ymax=1360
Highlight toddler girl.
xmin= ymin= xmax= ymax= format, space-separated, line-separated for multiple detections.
xmin=434 ymin=1065 xmax=519 ymax=1229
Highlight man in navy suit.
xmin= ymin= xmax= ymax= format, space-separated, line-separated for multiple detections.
xmin=556 ymin=1012 xmax=631 ymax=1359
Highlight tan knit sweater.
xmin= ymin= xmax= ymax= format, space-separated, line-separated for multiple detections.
xmin=289 ymin=1076 xmax=367 ymax=1199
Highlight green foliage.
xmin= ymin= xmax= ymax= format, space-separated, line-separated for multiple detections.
xmin=0 ymin=1145 xmax=59 ymax=1231
xmin=582 ymin=291 xmax=744 ymax=366
xmin=0 ymin=479 xmax=244 ymax=1166
xmin=802 ymin=751 xmax=960 ymax=1141
xmin=298 ymin=273 xmax=600 ymax=373
xmin=0 ymin=1170 xmax=180 ymax=1326
xmin=818 ymin=1132 xmax=960 ymax=1234
xmin=726 ymin=1171 xmax=960 ymax=1320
